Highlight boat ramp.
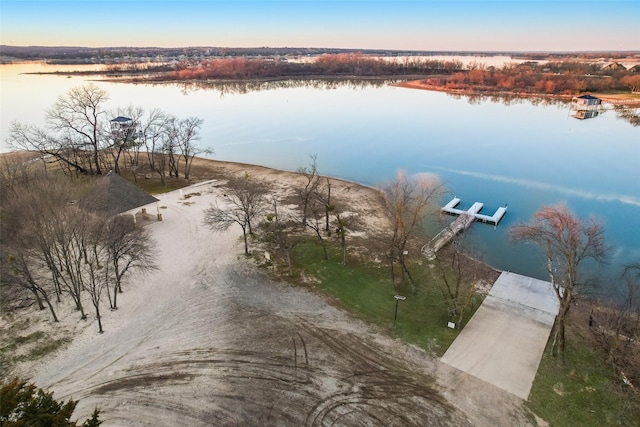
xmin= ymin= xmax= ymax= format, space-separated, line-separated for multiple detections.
xmin=422 ymin=197 xmax=507 ymax=260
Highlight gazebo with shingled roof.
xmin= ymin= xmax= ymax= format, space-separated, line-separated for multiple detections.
xmin=78 ymin=171 xmax=161 ymax=224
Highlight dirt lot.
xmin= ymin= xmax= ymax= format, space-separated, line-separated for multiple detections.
xmin=4 ymin=160 xmax=536 ymax=426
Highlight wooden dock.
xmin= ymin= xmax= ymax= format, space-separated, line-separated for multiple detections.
xmin=422 ymin=197 xmax=507 ymax=260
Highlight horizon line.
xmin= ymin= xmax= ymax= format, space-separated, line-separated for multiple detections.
xmin=2 ymin=45 xmax=639 ymax=55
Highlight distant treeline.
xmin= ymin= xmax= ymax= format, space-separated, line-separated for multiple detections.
xmin=421 ymin=61 xmax=640 ymax=95
xmin=0 ymin=45 xmax=533 ymax=63
xmin=3 ymin=44 xmax=637 ymax=65
xmin=7 ymin=45 xmax=639 ymax=97
xmin=139 ymin=55 xmax=639 ymax=97
xmin=155 ymin=54 xmax=464 ymax=80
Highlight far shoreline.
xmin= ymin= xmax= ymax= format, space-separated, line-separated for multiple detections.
xmin=17 ymin=66 xmax=640 ymax=107
xmin=5 ymin=57 xmax=639 ymax=107
xmin=395 ymin=79 xmax=640 ymax=107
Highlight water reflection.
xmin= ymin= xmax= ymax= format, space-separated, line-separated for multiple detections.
xmin=614 ymin=105 xmax=640 ymax=126
xmin=170 ymin=78 xmax=405 ymax=97
xmin=448 ymin=92 xmax=568 ymax=107
xmin=446 ymin=92 xmax=639 ymax=126
xmin=571 ymin=110 xmax=600 ymax=120
xmin=163 ymin=78 xmax=640 ymax=127
xmin=2 ymin=63 xmax=638 ymax=289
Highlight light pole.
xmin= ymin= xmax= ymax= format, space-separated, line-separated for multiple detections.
xmin=393 ymin=295 xmax=406 ymax=330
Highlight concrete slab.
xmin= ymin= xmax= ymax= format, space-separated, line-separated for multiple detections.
xmin=489 ymin=271 xmax=559 ymax=316
xmin=441 ymin=271 xmax=559 ymax=400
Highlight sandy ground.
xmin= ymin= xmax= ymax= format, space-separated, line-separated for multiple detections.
xmin=7 ymin=172 xmax=536 ymax=426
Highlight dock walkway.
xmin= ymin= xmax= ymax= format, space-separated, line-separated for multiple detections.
xmin=422 ymin=197 xmax=507 ymax=260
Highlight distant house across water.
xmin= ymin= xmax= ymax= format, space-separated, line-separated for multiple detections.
xmin=602 ymin=62 xmax=627 ymax=71
xmin=571 ymin=94 xmax=602 ymax=120
xmin=572 ymin=94 xmax=602 ymax=108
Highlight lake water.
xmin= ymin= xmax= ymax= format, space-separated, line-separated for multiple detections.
xmin=1 ymin=62 xmax=639 ymax=296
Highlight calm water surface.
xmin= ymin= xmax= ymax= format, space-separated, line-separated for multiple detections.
xmin=1 ymin=63 xmax=639 ymax=294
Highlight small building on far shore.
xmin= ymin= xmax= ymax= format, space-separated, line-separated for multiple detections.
xmin=571 ymin=94 xmax=603 ymax=120
xmin=572 ymin=94 xmax=602 ymax=108
xmin=603 ymin=62 xmax=627 ymax=71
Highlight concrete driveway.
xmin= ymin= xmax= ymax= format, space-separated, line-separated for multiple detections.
xmin=441 ymin=271 xmax=559 ymax=399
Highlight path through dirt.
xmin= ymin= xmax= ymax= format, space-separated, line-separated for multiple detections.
xmin=28 ymin=180 xmax=534 ymax=426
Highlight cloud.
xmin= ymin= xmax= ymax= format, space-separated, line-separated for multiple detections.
xmin=438 ymin=168 xmax=640 ymax=208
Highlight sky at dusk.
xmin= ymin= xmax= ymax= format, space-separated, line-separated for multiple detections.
xmin=1 ymin=0 xmax=638 ymax=52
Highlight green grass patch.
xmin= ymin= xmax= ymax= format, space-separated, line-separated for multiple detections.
xmin=0 ymin=331 xmax=69 ymax=373
xmin=133 ymin=179 xmax=189 ymax=195
xmin=13 ymin=331 xmax=46 ymax=345
xmin=528 ymin=332 xmax=640 ymax=426
xmin=25 ymin=338 xmax=71 ymax=361
xmin=290 ymin=239 xmax=639 ymax=424
xmin=0 ymin=342 xmax=17 ymax=355
xmin=0 ymin=331 xmax=46 ymax=361
xmin=290 ymin=240 xmax=480 ymax=356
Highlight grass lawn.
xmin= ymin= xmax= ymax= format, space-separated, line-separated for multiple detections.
xmin=131 ymin=176 xmax=192 ymax=195
xmin=289 ymin=240 xmax=479 ymax=357
xmin=287 ymin=239 xmax=640 ymax=425
xmin=528 ymin=327 xmax=640 ymax=426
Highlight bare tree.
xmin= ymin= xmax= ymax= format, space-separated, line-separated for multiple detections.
xmin=0 ymin=169 xmax=85 ymax=319
xmin=110 ymin=105 xmax=144 ymax=175
xmin=261 ymin=216 xmax=301 ymax=276
xmin=317 ymin=177 xmax=333 ymax=233
xmin=622 ymin=264 xmax=640 ymax=371
xmin=334 ymin=211 xmax=347 ymax=265
xmin=432 ymin=237 xmax=482 ymax=328
xmin=164 ymin=116 xmax=181 ymax=178
xmin=8 ymin=122 xmax=90 ymax=176
xmin=104 ymin=216 xmax=157 ymax=310
xmin=141 ymin=109 xmax=172 ymax=186
xmin=46 ymin=84 xmax=110 ymax=175
xmin=3 ymin=199 xmax=92 ymax=321
xmin=173 ymin=116 xmax=212 ymax=180
xmin=203 ymin=173 xmax=269 ymax=255
xmin=510 ymin=204 xmax=607 ymax=365
xmin=266 ymin=194 xmax=280 ymax=225
xmin=304 ymin=198 xmax=329 ymax=261
xmin=0 ymin=162 xmax=156 ymax=333
xmin=296 ymin=154 xmax=322 ymax=227
xmin=51 ymin=208 xmax=92 ymax=320
xmin=333 ymin=209 xmax=361 ymax=266
xmin=140 ymin=110 xmax=204 ymax=185
xmin=590 ymin=264 xmax=640 ymax=389
xmin=8 ymin=84 xmax=110 ymax=176
xmin=0 ymin=153 xmax=40 ymax=195
xmin=383 ymin=171 xmax=442 ymax=293
xmin=621 ymin=75 xmax=640 ymax=94
xmin=0 ymin=247 xmax=59 ymax=322
xmin=81 ymin=216 xmax=110 ymax=333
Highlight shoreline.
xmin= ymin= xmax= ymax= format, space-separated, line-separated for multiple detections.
xmin=395 ymin=79 xmax=640 ymax=107
xmin=2 ymin=176 xmax=532 ymax=425
xmin=5 ymin=58 xmax=638 ymax=106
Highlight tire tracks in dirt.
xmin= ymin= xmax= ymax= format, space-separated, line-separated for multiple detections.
xmin=80 ymin=316 xmax=468 ymax=426
xmin=29 ymin=182 xmax=525 ymax=426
